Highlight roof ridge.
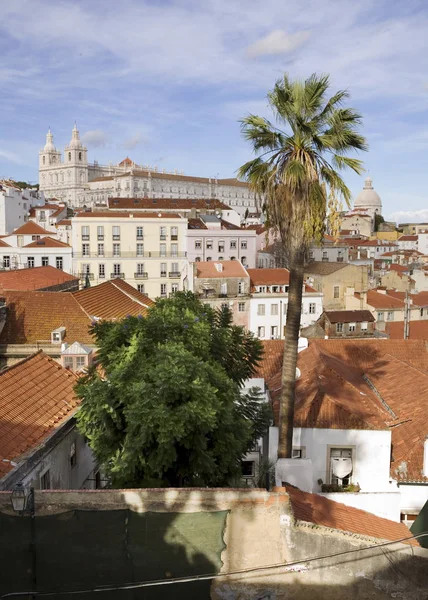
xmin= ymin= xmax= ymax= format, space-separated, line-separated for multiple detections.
xmin=0 ymin=350 xmax=44 ymax=375
xmin=109 ymin=280 xmax=151 ymax=308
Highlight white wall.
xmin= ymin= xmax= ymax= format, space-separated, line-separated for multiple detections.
xmin=398 ymin=483 xmax=428 ymax=514
xmin=418 ymin=234 xmax=428 ymax=256
xmin=0 ymin=186 xmax=44 ymax=235
xmin=249 ymin=293 xmax=323 ymax=340
xmin=320 ymin=491 xmax=401 ymax=522
xmin=187 ymin=229 xmax=257 ymax=267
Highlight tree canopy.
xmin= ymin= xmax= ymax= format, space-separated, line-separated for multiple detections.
xmin=76 ymin=291 xmax=269 ymax=488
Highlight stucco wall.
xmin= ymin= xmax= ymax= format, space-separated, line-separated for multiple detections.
xmin=398 ymin=483 xmax=428 ymax=513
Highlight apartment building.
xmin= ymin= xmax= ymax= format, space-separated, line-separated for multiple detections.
xmin=71 ymin=211 xmax=188 ymax=298
xmin=305 ymin=262 xmax=368 ymax=310
xmin=0 ymin=180 xmax=45 ymax=235
xmin=247 ymin=269 xmax=323 ymax=340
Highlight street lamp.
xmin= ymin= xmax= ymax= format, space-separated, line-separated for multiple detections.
xmin=10 ymin=482 xmax=35 ymax=516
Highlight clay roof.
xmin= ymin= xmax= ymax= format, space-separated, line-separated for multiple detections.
xmin=108 ymin=197 xmax=230 ymax=211
xmin=0 ymin=266 xmax=78 ymax=291
xmin=188 ymin=218 xmax=208 ymax=230
xmin=9 ymin=222 xmax=52 ymax=236
xmin=324 ymin=310 xmax=375 ymax=323
xmin=195 ymin=260 xmax=249 ymax=279
xmin=385 ymin=321 xmax=428 ymax=341
xmin=304 ymin=262 xmax=348 ymax=276
xmin=247 ymin=268 xmax=290 ymax=286
xmin=0 ymin=290 xmax=93 ymax=345
xmin=28 ymin=203 xmax=66 ymax=218
xmin=254 ymin=340 xmax=284 ymax=380
xmin=0 ymin=239 xmax=10 ymax=247
xmin=245 ymin=225 xmax=266 ymax=234
xmin=24 ymin=236 xmax=70 ymax=248
xmin=365 ymin=290 xmax=405 ymax=309
xmin=119 ymin=157 xmax=133 ymax=166
xmin=57 ymin=219 xmax=72 ymax=226
xmin=97 ymin=169 xmax=249 ymax=187
xmin=74 ymin=211 xmax=182 ymax=219
xmin=0 ymin=352 xmax=79 ymax=478
xmin=286 ymin=486 xmax=418 ymax=545
xmin=399 ymin=235 xmax=418 ymax=241
xmin=389 ymin=264 xmax=409 ymax=273
xmin=411 ymin=292 xmax=428 ymax=307
xmin=73 ymin=279 xmax=155 ymax=320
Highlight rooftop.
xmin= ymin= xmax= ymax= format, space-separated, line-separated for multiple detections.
xmin=0 ymin=352 xmax=79 ymax=478
xmin=24 ymin=236 xmax=71 ymax=248
xmin=0 ymin=266 xmax=78 ymax=291
xmin=286 ymin=486 xmax=418 ymax=545
xmin=364 ymin=290 xmax=404 ymax=309
xmin=8 ymin=222 xmax=52 ymax=236
xmin=195 ymin=260 xmax=249 ymax=279
xmin=385 ymin=321 xmax=428 ymax=341
xmin=324 ymin=310 xmax=375 ymax=323
xmin=108 ymin=197 xmax=231 ymax=211
xmin=247 ymin=268 xmax=290 ymax=286
xmin=73 ymin=211 xmax=182 ymax=220
xmin=304 ymin=262 xmax=349 ymax=276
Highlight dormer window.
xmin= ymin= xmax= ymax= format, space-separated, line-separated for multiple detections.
xmin=51 ymin=327 xmax=66 ymax=344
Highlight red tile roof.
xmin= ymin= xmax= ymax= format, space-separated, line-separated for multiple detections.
xmin=195 ymin=260 xmax=249 ymax=279
xmin=24 ymin=236 xmax=70 ymax=248
xmin=324 ymin=310 xmax=375 ymax=323
xmin=0 ymin=239 xmax=10 ymax=247
xmin=399 ymin=235 xmax=418 ymax=241
xmin=75 ymin=211 xmax=182 ymax=219
xmin=108 ymin=197 xmax=231 ymax=211
xmin=0 ymin=352 xmax=79 ymax=477
xmin=0 ymin=266 xmax=78 ymax=291
xmin=247 ymin=268 xmax=290 ymax=286
xmin=389 ymin=264 xmax=409 ymax=273
xmin=366 ymin=290 xmax=404 ymax=309
xmin=286 ymin=486 xmax=418 ymax=545
xmin=73 ymin=279 xmax=155 ymax=320
xmin=385 ymin=321 xmax=428 ymax=341
xmin=9 ymin=222 xmax=52 ymax=236
xmin=411 ymin=292 xmax=428 ymax=307
xmin=57 ymin=219 xmax=72 ymax=226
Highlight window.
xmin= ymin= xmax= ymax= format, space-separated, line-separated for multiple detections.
xmin=241 ymin=256 xmax=247 ymax=266
xmin=195 ymin=256 xmax=201 ymax=262
xmin=336 ymin=322 xmax=344 ymax=333
xmin=136 ymin=243 xmax=144 ymax=257
xmin=81 ymin=226 xmax=90 ymax=240
xmin=32 ymin=235 xmax=40 ymax=241
xmin=113 ymin=243 xmax=121 ymax=257
xmin=136 ymin=226 xmax=144 ymax=240
xmin=241 ymin=240 xmax=247 ymax=250
xmin=40 ymin=469 xmax=51 ymax=490
xmin=292 ymin=448 xmax=306 ymax=458
xmin=309 ymin=303 xmax=316 ymax=314
xmin=377 ymin=311 xmax=384 ymax=321
xmin=81 ymin=243 xmax=89 ymax=257
xmin=113 ymin=263 xmax=121 ymax=276
xmin=160 ymin=226 xmax=167 ymax=240
xmin=421 ymin=308 xmax=424 ymax=318
xmin=271 ymin=326 xmax=278 ymax=338
xmin=238 ymin=281 xmax=245 ymax=294
xmin=271 ymin=304 xmax=278 ymax=316
xmin=171 ymin=226 xmax=178 ymax=240
xmin=220 ymin=283 xmax=227 ymax=295
xmin=160 ymin=243 xmax=167 ymax=257
xmin=241 ymin=461 xmax=255 ymax=477
xmin=386 ymin=311 xmax=394 ymax=322
xmin=64 ymin=356 xmax=73 ymax=369
xmin=309 ymin=251 xmax=314 ymax=260
xmin=206 ymin=257 xmax=212 ymax=261
xmin=333 ymin=285 xmax=340 ymax=299
xmin=3 ymin=256 xmax=10 ymax=268
xmin=238 ymin=302 xmax=245 ymax=312
xmin=41 ymin=256 xmax=49 ymax=266
xmin=160 ymin=262 xmax=167 ymax=277
xmin=68 ymin=152 xmax=71 ymax=162
xmin=99 ymin=264 xmax=105 ymax=279
xmin=160 ymin=283 xmax=167 ymax=297
xmin=348 ymin=322 xmax=356 ymax=332
xmin=56 ymin=257 xmax=63 ymax=270
xmin=322 ymin=251 xmax=328 ymax=262
xmin=43 ymin=156 xmax=45 ymax=165
xmin=230 ymin=240 xmax=237 ymax=249
xmin=171 ymin=243 xmax=178 ymax=257
xmin=195 ymin=239 xmax=202 ymax=250
xmin=97 ymin=226 xmax=104 ymax=241
xmin=257 ymin=304 xmax=265 ymax=316
xmin=112 ymin=226 xmax=120 ymax=241
xmin=361 ymin=321 xmax=368 ymax=331
xmin=17 ymin=235 xmax=23 ymax=247
xmin=137 ymin=284 xmax=145 ymax=293
xmin=206 ymin=239 xmax=213 ymax=250
xmin=27 ymin=257 xmax=35 ymax=268
xmin=39 ymin=210 xmax=46 ymax=222
xmin=136 ymin=263 xmax=145 ymax=275
xmin=171 ymin=262 xmax=179 ymax=274
xmin=257 ymin=326 xmax=265 ymax=338
xmin=171 ymin=283 xmax=179 ymax=293
xmin=329 ymin=447 xmax=353 ymax=486
xmin=97 ymin=243 xmax=104 ymax=257
xmin=218 ymin=240 xmax=225 ymax=253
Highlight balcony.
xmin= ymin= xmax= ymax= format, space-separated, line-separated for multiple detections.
xmin=73 ymin=250 xmax=187 ymax=259
xmin=169 ymin=271 xmax=181 ymax=278
xmin=160 ymin=235 xmax=167 ymax=240
xmin=134 ymin=272 xmax=148 ymax=279
xmin=97 ymin=235 xmax=104 ymax=241
xmin=82 ymin=235 xmax=90 ymax=241
xmin=112 ymin=236 xmax=120 ymax=241
xmin=110 ymin=273 xmax=125 ymax=279
xmin=136 ymin=236 xmax=144 ymax=241
xmin=171 ymin=235 xmax=178 ymax=240
xmin=161 ymin=272 xmax=167 ymax=278
xmin=78 ymin=273 xmax=94 ymax=280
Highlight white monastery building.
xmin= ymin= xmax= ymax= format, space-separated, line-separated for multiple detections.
xmin=39 ymin=126 xmax=258 ymax=217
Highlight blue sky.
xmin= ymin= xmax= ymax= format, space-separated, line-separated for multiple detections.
xmin=1 ymin=0 xmax=427 ymax=223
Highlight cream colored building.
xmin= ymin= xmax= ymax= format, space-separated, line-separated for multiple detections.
xmin=71 ymin=211 xmax=189 ymax=298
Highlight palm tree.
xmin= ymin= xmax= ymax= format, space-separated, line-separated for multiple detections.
xmin=238 ymin=74 xmax=367 ymax=459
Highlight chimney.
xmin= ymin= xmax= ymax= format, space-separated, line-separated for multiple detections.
xmin=424 ymin=438 xmax=428 ymax=478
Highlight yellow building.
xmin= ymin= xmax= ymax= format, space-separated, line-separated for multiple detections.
xmin=71 ymin=211 xmax=189 ymax=298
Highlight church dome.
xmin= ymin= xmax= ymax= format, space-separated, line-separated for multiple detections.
xmin=43 ymin=128 xmax=56 ymax=152
xmin=354 ymin=176 xmax=382 ymax=211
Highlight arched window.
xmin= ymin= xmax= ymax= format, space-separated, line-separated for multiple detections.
xmin=68 ymin=152 xmax=71 ymax=161
xmin=79 ymin=152 xmax=82 ymax=161
xmin=43 ymin=156 xmax=45 ymax=165
xmin=195 ymin=257 xmax=201 ymax=262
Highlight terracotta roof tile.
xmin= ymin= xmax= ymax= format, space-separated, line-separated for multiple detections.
xmin=73 ymin=280 xmax=155 ymax=320
xmin=24 ymin=236 xmax=70 ymax=248
xmin=0 ymin=352 xmax=79 ymax=477
xmin=195 ymin=260 xmax=249 ymax=279
xmin=74 ymin=211 xmax=182 ymax=219
xmin=399 ymin=235 xmax=418 ymax=241
xmin=9 ymin=222 xmax=52 ymax=236
xmin=0 ymin=266 xmax=78 ymax=291
xmin=247 ymin=268 xmax=290 ymax=286
xmin=108 ymin=197 xmax=231 ymax=211
xmin=0 ymin=239 xmax=10 ymax=247
xmin=324 ymin=310 xmax=375 ymax=323
xmin=304 ymin=262 xmax=348 ymax=275
xmin=286 ymin=486 xmax=418 ymax=545
xmin=385 ymin=321 xmax=428 ymax=341
xmin=366 ymin=290 xmax=405 ymax=309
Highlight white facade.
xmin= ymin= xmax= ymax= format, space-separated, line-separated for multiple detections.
xmin=38 ymin=127 xmax=258 ymax=216
xmin=0 ymin=240 xmax=72 ymax=272
xmin=0 ymin=181 xmax=45 ymax=235
xmin=71 ymin=212 xmax=189 ymax=298
xmin=397 ymin=237 xmax=419 ymax=251
xmin=418 ymin=233 xmax=428 ymax=256
xmin=187 ymin=220 xmax=257 ymax=267
xmin=249 ymin=288 xmax=323 ymax=340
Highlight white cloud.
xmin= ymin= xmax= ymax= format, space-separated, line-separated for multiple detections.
xmin=388 ymin=209 xmax=428 ymax=224
xmin=247 ymin=30 xmax=310 ymax=58
xmin=0 ymin=149 xmax=24 ymax=164
xmin=82 ymin=129 xmax=109 ymax=147
xmin=121 ymin=133 xmax=147 ymax=151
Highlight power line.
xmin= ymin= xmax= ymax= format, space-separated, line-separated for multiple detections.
xmin=1 ymin=531 xmax=427 ymax=598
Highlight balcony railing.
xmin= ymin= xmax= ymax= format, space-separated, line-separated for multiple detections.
xmin=110 ymin=273 xmax=125 ymax=279
xmin=160 ymin=235 xmax=167 ymax=240
xmin=171 ymin=235 xmax=178 ymax=240
xmin=82 ymin=235 xmax=90 ymax=241
xmin=134 ymin=272 xmax=148 ymax=279
xmin=161 ymin=272 xmax=167 ymax=278
xmin=169 ymin=271 xmax=181 ymax=278
xmin=78 ymin=273 xmax=95 ymax=280
xmin=73 ymin=251 xmax=187 ymax=259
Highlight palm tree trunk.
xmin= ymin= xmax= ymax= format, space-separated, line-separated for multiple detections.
xmin=277 ymin=249 xmax=305 ymax=458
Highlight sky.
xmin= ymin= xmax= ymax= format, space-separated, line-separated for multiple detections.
xmin=0 ymin=0 xmax=427 ymax=223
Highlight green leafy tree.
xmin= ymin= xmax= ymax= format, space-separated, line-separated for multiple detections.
xmin=76 ymin=291 xmax=269 ymax=488
xmin=238 ymin=73 xmax=367 ymax=458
